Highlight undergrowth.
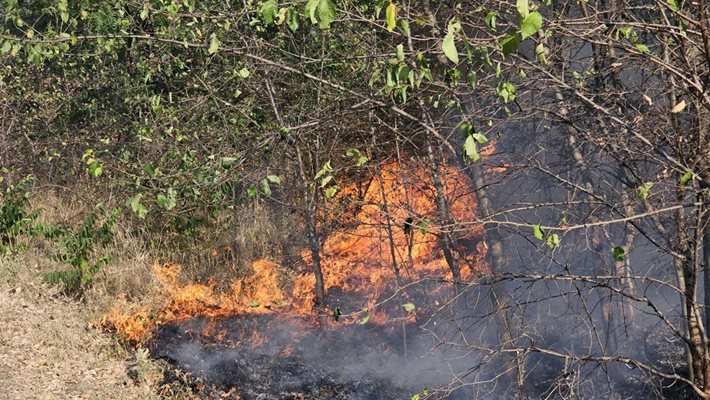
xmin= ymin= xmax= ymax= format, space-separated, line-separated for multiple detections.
xmin=1 ymin=176 xmax=120 ymax=295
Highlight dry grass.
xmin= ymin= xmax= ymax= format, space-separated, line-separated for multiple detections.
xmin=0 ymin=253 xmax=193 ymax=400
xmin=0 ymin=187 xmax=303 ymax=399
xmin=0 ymin=190 xmax=196 ymax=400
xmin=152 ymin=201 xmax=303 ymax=286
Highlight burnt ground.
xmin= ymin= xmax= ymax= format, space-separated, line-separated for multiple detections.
xmin=148 ymin=315 xmax=436 ymax=400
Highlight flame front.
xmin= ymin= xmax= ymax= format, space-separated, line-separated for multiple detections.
xmin=102 ymin=158 xmax=490 ymax=344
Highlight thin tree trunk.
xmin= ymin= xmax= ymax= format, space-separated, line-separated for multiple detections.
xmin=426 ymin=139 xmax=461 ymax=283
xmin=265 ymin=77 xmax=326 ymax=319
xmin=296 ymin=146 xmax=326 ymax=316
xmin=465 ymin=154 xmax=523 ymax=393
xmin=619 ymin=194 xmax=637 ymax=321
xmin=371 ymin=122 xmax=408 ymax=356
xmin=395 ymin=138 xmax=415 ymax=272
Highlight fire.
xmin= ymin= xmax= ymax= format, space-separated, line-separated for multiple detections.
xmin=101 ymin=158 xmax=490 ymax=344
xmin=289 ymin=157 xmax=490 ymax=323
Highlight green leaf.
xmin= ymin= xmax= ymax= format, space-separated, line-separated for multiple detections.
xmin=680 ymin=171 xmax=694 ymax=187
xmin=402 ymin=302 xmax=416 ymax=312
xmin=386 ymin=2 xmax=397 ymax=32
xmin=396 ymin=43 xmax=404 ymax=62
xmin=521 ymin=12 xmax=543 ymax=39
xmin=58 ymin=0 xmax=69 ymax=23
xmin=314 ymin=161 xmax=333 ymax=180
xmin=442 ymin=32 xmax=459 ymax=64
xmin=249 ymin=300 xmax=261 ymax=307
xmin=497 ymin=81 xmax=517 ymax=103
xmin=517 ymin=0 xmax=529 ymax=18
xmin=165 ymin=4 xmax=178 ymax=14
xmin=0 ymin=41 xmax=12 ymax=55
xmin=667 ymin=0 xmax=680 ymax=11
xmin=500 ymin=33 xmax=519 ymax=57
xmin=332 ymin=306 xmax=341 ymax=321
xmin=275 ymin=7 xmax=288 ymax=25
xmin=143 ymin=162 xmax=156 ymax=177
xmin=359 ymin=314 xmax=370 ymax=324
xmin=472 ymin=132 xmax=488 ymax=144
xmin=612 ymin=246 xmax=625 ymax=261
xmin=317 ymin=0 xmax=336 ymax=29
xmin=247 ymin=184 xmax=257 ymax=198
xmin=416 ymin=218 xmax=429 ymax=234
xmin=207 ymin=34 xmax=220 ymax=55
xmin=467 ymin=71 xmax=478 ymax=89
xmin=267 ymin=175 xmax=281 ymax=185
xmin=260 ymin=0 xmax=278 ymax=24
xmin=260 ymin=178 xmax=272 ymax=197
xmin=286 ymin=8 xmax=300 ymax=31
xmin=346 ymin=148 xmax=369 ymax=166
xmin=463 ymin=135 xmax=479 ymax=162
xmin=484 ymin=11 xmax=496 ymax=32
xmin=88 ymin=161 xmax=102 ymax=177
xmin=635 ymin=43 xmax=650 ymax=53
xmin=156 ymin=188 xmax=176 ymax=211
xmin=459 ymin=121 xmax=474 ymax=136
xmin=398 ymin=19 xmax=410 ymax=37
xmin=533 ymin=224 xmax=544 ymax=240
xmin=638 ymin=182 xmax=653 ymax=200
xmin=140 ymin=4 xmax=149 ymax=20
xmin=305 ymin=0 xmax=319 ymax=23
xmin=325 ymin=185 xmax=338 ymax=198
xmin=320 ymin=175 xmax=333 ymax=188
xmin=237 ymin=67 xmax=250 ymax=78
xmin=535 ymin=43 xmax=548 ymax=64
xmin=128 ymin=194 xmax=147 ymax=219
xmin=546 ymin=233 xmax=560 ymax=249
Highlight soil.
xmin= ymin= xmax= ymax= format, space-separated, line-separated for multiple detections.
xmin=0 ymin=275 xmax=166 ymax=400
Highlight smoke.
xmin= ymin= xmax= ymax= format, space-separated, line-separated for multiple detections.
xmin=148 ymin=310 xmax=482 ymax=399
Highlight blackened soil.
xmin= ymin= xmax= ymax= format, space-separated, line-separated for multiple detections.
xmin=149 ymin=316 xmax=415 ymax=400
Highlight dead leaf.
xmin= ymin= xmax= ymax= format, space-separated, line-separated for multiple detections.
xmin=671 ymin=99 xmax=686 ymax=113
xmin=643 ymin=94 xmax=653 ymax=106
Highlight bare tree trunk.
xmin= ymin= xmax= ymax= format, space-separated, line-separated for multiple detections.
xmin=465 ymin=155 xmax=524 ymax=394
xmin=371 ymin=124 xmax=408 ymax=356
xmin=426 ymin=139 xmax=461 ymax=283
xmin=677 ymin=195 xmax=708 ymax=387
xmin=395 ymin=139 xmax=415 ymax=271
xmin=296 ymin=145 xmax=326 ymax=317
xmin=619 ymin=195 xmax=637 ymax=321
xmin=265 ymin=77 xmax=326 ymax=318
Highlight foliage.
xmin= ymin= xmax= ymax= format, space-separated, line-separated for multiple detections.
xmin=0 ymin=176 xmax=36 ymax=254
xmin=0 ymin=176 xmax=64 ymax=254
xmin=44 ymin=204 xmax=120 ymax=294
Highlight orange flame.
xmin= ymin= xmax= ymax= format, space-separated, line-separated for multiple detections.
xmin=101 ymin=158 xmax=491 ymax=344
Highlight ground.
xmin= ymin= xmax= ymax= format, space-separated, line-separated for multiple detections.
xmin=0 ymin=253 xmax=190 ymax=400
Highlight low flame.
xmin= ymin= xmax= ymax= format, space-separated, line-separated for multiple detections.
xmin=102 ymin=157 xmax=490 ymax=345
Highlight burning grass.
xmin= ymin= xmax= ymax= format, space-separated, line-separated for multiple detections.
xmin=99 ymin=159 xmax=492 ymax=398
xmin=102 ymin=159 xmax=490 ymax=344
